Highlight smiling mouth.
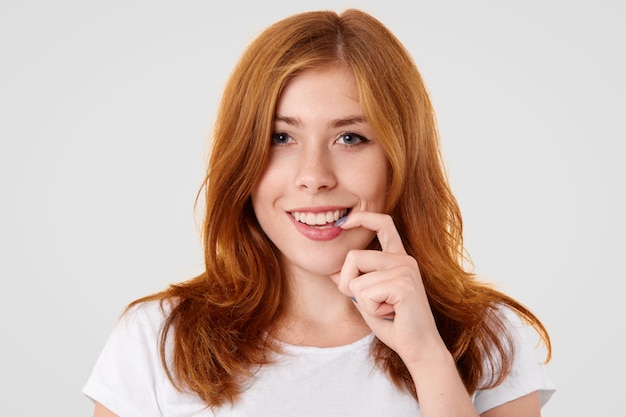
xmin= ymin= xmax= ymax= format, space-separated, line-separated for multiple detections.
xmin=290 ymin=209 xmax=348 ymax=226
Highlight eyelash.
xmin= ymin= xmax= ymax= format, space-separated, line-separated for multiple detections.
xmin=271 ymin=132 xmax=292 ymax=145
xmin=337 ymin=132 xmax=369 ymax=146
xmin=270 ymin=132 xmax=370 ymax=146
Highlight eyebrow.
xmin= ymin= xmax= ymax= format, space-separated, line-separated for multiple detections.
xmin=274 ymin=115 xmax=367 ymax=129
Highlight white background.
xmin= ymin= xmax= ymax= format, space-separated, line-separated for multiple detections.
xmin=1 ymin=1 xmax=624 ymax=415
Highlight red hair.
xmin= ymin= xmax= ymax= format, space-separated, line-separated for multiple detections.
xmin=129 ymin=9 xmax=551 ymax=406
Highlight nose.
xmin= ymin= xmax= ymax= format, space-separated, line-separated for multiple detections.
xmin=295 ymin=147 xmax=337 ymax=192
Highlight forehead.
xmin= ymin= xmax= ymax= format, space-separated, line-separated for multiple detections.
xmin=275 ymin=66 xmax=361 ymax=116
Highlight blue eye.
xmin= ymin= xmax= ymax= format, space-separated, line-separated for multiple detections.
xmin=337 ymin=132 xmax=369 ymax=145
xmin=271 ymin=132 xmax=292 ymax=145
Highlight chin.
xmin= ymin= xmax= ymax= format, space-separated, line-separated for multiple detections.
xmin=285 ymin=253 xmax=347 ymax=278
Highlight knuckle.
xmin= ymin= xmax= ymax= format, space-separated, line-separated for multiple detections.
xmin=344 ymin=249 xmax=360 ymax=264
xmin=348 ymin=277 xmax=361 ymax=293
xmin=380 ymin=213 xmax=393 ymax=222
xmin=337 ymin=276 xmax=350 ymax=293
xmin=406 ymin=255 xmax=419 ymax=270
xmin=381 ymin=213 xmax=395 ymax=227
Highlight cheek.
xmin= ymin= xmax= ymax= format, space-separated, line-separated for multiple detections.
xmin=250 ymin=164 xmax=284 ymax=222
xmin=250 ymin=188 xmax=273 ymax=240
xmin=250 ymin=178 xmax=267 ymax=222
xmin=371 ymin=170 xmax=390 ymax=209
xmin=251 ymin=162 xmax=275 ymax=204
xmin=356 ymin=154 xmax=390 ymax=210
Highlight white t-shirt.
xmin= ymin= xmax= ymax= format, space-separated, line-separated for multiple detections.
xmin=82 ymin=301 xmax=555 ymax=416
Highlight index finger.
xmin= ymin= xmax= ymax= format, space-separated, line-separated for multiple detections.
xmin=337 ymin=211 xmax=406 ymax=254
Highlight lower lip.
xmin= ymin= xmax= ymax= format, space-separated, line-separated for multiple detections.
xmin=288 ymin=214 xmax=344 ymax=241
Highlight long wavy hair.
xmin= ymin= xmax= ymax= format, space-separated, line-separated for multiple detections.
xmin=130 ymin=8 xmax=551 ymax=407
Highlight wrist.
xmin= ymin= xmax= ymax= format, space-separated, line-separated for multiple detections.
xmin=400 ymin=335 xmax=453 ymax=370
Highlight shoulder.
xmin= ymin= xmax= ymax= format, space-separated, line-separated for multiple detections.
xmin=473 ymin=304 xmax=556 ymax=413
xmin=118 ymin=299 xmax=175 ymax=335
xmin=83 ymin=299 xmax=190 ymax=416
xmin=490 ymin=304 xmax=548 ymax=363
xmin=90 ymin=299 xmax=180 ymax=375
xmin=98 ymin=299 xmax=176 ymax=363
xmin=487 ymin=304 xmax=548 ymax=377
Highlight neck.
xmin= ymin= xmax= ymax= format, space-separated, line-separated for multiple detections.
xmin=274 ymin=267 xmax=370 ymax=347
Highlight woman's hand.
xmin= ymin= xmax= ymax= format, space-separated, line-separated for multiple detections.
xmin=331 ymin=211 xmax=446 ymax=365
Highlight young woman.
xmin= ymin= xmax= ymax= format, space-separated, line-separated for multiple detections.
xmin=84 ymin=9 xmax=555 ymax=416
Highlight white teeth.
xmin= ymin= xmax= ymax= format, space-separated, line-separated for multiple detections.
xmin=292 ymin=209 xmax=347 ymax=226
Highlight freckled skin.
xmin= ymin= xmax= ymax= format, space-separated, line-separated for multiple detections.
xmin=251 ymin=67 xmax=389 ymax=278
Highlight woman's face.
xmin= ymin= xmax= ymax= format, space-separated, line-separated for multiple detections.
xmin=251 ymin=66 xmax=389 ymax=278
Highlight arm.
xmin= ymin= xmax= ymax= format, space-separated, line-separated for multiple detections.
xmin=334 ymin=212 xmax=478 ymax=416
xmin=404 ymin=342 xmax=479 ymax=417
xmin=333 ymin=212 xmax=544 ymax=417
xmin=481 ymin=391 xmax=541 ymax=417
xmin=93 ymin=402 xmax=119 ymax=417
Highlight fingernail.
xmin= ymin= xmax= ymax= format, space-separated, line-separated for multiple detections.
xmin=334 ymin=215 xmax=348 ymax=227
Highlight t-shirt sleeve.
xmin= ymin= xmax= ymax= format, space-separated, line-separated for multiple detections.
xmin=82 ymin=301 xmax=171 ymax=417
xmin=472 ymin=307 xmax=556 ymax=414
